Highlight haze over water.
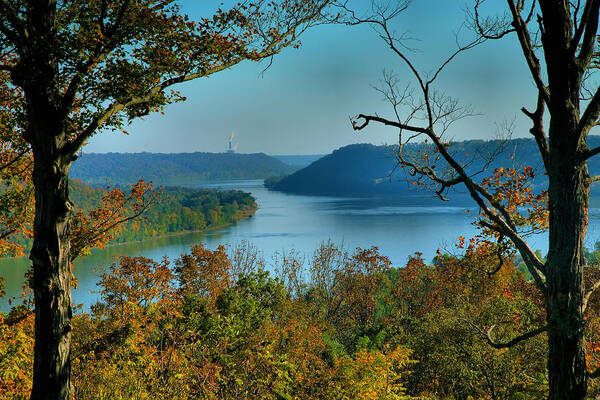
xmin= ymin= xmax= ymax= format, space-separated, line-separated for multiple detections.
xmin=0 ymin=180 xmax=561 ymax=311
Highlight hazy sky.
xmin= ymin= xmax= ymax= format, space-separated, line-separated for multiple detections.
xmin=84 ymin=0 xmax=538 ymax=155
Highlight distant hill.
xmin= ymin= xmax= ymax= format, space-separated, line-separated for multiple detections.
xmin=272 ymin=154 xmax=325 ymax=168
xmin=267 ymin=137 xmax=600 ymax=197
xmin=71 ymin=152 xmax=296 ymax=185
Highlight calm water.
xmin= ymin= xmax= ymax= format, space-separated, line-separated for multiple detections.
xmin=0 ymin=179 xmax=582 ymax=311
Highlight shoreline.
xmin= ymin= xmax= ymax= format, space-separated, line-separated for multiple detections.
xmin=1 ymin=205 xmax=258 ymax=260
xmin=98 ymin=205 xmax=258 ymax=248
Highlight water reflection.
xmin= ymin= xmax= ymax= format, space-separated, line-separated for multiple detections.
xmin=0 ymin=180 xmax=554 ymax=311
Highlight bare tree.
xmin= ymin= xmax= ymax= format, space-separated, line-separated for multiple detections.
xmin=345 ymin=0 xmax=600 ymax=398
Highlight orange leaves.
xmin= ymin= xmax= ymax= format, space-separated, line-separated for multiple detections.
xmin=174 ymin=244 xmax=232 ymax=300
xmin=97 ymin=255 xmax=174 ymax=311
xmin=70 ymin=179 xmax=158 ymax=259
xmin=480 ymin=165 xmax=548 ymax=234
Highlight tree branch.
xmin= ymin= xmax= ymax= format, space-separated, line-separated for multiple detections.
xmin=578 ymin=87 xmax=600 ymax=143
xmin=472 ymin=0 xmax=516 ymax=40
xmin=478 ymin=219 xmax=547 ymax=291
xmin=506 ymin=0 xmax=550 ymax=107
xmin=61 ymin=0 xmax=135 ymax=116
xmin=521 ymin=90 xmax=550 ymax=170
xmin=0 ymin=147 xmax=29 ymax=171
xmin=62 ymin=56 xmax=245 ymax=157
xmin=61 ymin=0 xmax=328 ymax=157
xmin=482 ymin=324 xmax=547 ymax=349
xmin=575 ymin=0 xmax=600 ymax=70
xmin=0 ymin=0 xmax=25 ymax=47
xmin=352 ymin=114 xmax=430 ymax=134
xmin=71 ymin=200 xmax=153 ymax=261
xmin=350 ymin=1 xmax=547 ymax=294
xmin=354 ymin=113 xmax=547 ymax=292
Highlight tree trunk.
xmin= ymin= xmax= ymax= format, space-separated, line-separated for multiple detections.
xmin=12 ymin=3 xmax=76 ymax=399
xmin=29 ymin=144 xmax=74 ymax=400
xmin=545 ymin=127 xmax=589 ymax=400
xmin=538 ymin=2 xmax=591 ymax=396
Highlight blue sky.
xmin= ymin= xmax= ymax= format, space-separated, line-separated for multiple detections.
xmin=84 ymin=0 xmax=537 ymax=155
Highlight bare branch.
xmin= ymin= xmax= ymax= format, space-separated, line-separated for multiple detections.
xmin=505 ymin=0 xmax=550 ymax=106
xmin=482 ymin=324 xmax=547 ymax=349
xmin=354 ymin=112 xmax=547 ymax=292
xmin=352 ymin=114 xmax=429 ymax=134
xmin=471 ymin=0 xmax=516 ymax=39
xmin=350 ymin=1 xmax=547 ymax=293
xmin=574 ymin=0 xmax=599 ymax=70
xmin=428 ymin=32 xmax=486 ymax=85
xmin=521 ymin=90 xmax=550 ymax=169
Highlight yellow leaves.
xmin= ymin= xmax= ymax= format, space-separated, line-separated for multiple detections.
xmin=0 ymin=311 xmax=34 ymax=399
xmin=331 ymin=346 xmax=416 ymax=400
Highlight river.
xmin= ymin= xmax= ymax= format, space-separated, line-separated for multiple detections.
xmin=0 ymin=179 xmax=585 ymax=311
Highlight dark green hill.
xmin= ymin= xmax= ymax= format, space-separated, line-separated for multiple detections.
xmin=71 ymin=152 xmax=296 ymax=185
xmin=267 ymin=144 xmax=403 ymax=195
xmin=267 ymin=137 xmax=600 ymax=196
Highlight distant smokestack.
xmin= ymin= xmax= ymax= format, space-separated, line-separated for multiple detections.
xmin=227 ymin=131 xmax=236 ymax=153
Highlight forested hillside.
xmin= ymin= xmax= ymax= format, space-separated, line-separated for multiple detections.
xmin=119 ymin=186 xmax=257 ymax=242
xmin=7 ymin=239 xmax=600 ymax=399
xmin=17 ymin=180 xmax=255 ymax=253
xmin=71 ymin=180 xmax=256 ymax=243
xmin=71 ymin=152 xmax=296 ymax=185
xmin=267 ymin=137 xmax=600 ymax=196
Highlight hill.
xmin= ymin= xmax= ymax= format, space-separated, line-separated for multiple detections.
xmin=71 ymin=152 xmax=296 ymax=185
xmin=267 ymin=137 xmax=600 ymax=197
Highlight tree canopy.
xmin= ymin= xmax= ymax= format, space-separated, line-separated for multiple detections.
xmin=0 ymin=1 xmax=331 ymax=399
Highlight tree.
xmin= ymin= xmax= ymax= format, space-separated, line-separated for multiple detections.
xmin=348 ymin=1 xmax=599 ymax=398
xmin=0 ymin=1 xmax=330 ymax=398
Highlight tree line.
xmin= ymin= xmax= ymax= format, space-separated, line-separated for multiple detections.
xmin=6 ymin=180 xmax=257 ymax=252
xmin=3 ymin=239 xmax=600 ymax=399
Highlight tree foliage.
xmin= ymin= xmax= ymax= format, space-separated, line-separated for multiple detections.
xmin=3 ymin=238 xmax=582 ymax=399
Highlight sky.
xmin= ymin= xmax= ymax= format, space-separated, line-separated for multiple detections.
xmin=84 ymin=0 xmax=538 ymax=155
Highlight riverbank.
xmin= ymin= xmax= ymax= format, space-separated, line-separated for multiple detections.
xmin=105 ymin=204 xmax=258 ymax=248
